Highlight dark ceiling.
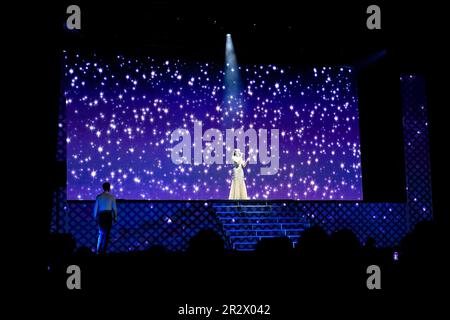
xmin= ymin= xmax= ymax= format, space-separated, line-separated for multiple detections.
xmin=41 ymin=0 xmax=442 ymax=71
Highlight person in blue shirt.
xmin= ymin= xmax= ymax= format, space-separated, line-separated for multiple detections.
xmin=93 ymin=182 xmax=117 ymax=254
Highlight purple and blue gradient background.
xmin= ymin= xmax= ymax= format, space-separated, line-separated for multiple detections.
xmin=64 ymin=52 xmax=362 ymax=200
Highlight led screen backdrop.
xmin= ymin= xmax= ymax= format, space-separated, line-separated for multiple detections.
xmin=64 ymin=52 xmax=362 ymax=200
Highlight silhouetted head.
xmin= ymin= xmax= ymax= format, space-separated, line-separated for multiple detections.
xmin=295 ymin=226 xmax=330 ymax=256
xmin=102 ymin=182 xmax=111 ymax=192
xmin=330 ymin=229 xmax=361 ymax=257
xmin=255 ymin=237 xmax=293 ymax=256
xmin=365 ymin=236 xmax=376 ymax=248
xmin=188 ymin=229 xmax=225 ymax=256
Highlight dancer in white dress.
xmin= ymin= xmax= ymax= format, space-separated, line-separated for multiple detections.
xmin=229 ymin=149 xmax=250 ymax=200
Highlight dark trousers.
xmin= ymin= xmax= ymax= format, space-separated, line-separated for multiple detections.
xmin=97 ymin=211 xmax=113 ymax=254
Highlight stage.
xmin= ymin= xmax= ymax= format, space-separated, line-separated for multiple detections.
xmin=52 ymin=69 xmax=432 ymax=254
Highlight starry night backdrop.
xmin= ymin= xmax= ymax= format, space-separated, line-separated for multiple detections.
xmin=64 ymin=51 xmax=362 ymax=200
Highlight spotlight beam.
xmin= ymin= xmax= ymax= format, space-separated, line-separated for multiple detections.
xmin=223 ymin=34 xmax=244 ymax=127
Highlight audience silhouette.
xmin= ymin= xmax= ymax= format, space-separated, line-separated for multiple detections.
xmin=46 ymin=220 xmax=445 ymax=299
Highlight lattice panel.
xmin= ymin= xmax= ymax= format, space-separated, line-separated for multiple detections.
xmin=401 ymin=75 xmax=433 ymax=226
xmin=52 ymin=75 xmax=433 ymax=251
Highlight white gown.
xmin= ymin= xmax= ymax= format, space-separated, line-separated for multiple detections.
xmin=228 ymin=155 xmax=248 ymax=200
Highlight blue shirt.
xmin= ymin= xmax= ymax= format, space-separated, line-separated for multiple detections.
xmin=93 ymin=192 xmax=117 ymax=220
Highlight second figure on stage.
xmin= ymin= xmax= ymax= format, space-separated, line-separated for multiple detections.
xmin=229 ymin=149 xmax=250 ymax=200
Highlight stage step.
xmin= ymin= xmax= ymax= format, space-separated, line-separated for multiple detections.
xmin=220 ymin=217 xmax=304 ymax=224
xmin=222 ymin=222 xmax=307 ymax=229
xmin=213 ymin=202 xmax=309 ymax=251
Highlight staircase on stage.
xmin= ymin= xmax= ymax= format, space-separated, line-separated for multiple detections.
xmin=212 ymin=201 xmax=311 ymax=251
